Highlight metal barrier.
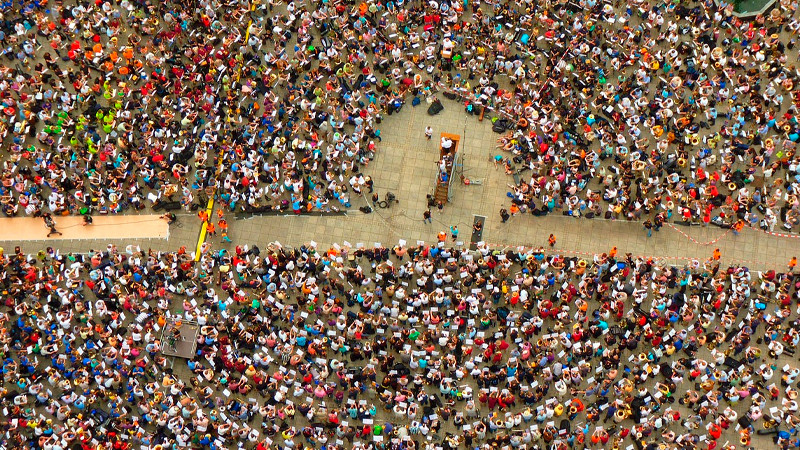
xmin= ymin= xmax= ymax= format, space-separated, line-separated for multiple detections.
xmin=448 ymin=151 xmax=459 ymax=203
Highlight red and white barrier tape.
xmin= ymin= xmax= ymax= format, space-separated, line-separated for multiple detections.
xmin=665 ymin=222 xmax=732 ymax=246
xmin=746 ymin=224 xmax=800 ymax=239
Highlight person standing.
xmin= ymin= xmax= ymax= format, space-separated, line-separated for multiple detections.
xmin=43 ymin=213 xmax=62 ymax=237
xmin=643 ymin=219 xmax=653 ymax=238
xmin=732 ymin=220 xmax=744 ymax=236
xmin=500 ymin=208 xmax=510 ymax=223
xmin=441 ymin=136 xmax=453 ymax=151
xmin=473 ymin=220 xmax=483 ymax=235
xmin=654 ymin=213 xmax=664 ymax=232
xmin=548 ymin=234 xmax=556 ymax=247
xmin=450 ymin=225 xmax=459 ymax=241
xmin=425 ymin=126 xmax=433 ymax=140
xmin=219 ymin=218 xmax=231 ymax=242
xmin=423 ymin=209 xmax=432 ymax=224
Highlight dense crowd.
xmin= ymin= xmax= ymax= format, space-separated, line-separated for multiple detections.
xmin=4 ymin=0 xmax=800 ymax=449
xmin=1 ymin=240 xmax=800 ymax=450
xmin=470 ymin=0 xmax=800 ymax=231
xmin=0 ymin=0 xmax=796 ymax=229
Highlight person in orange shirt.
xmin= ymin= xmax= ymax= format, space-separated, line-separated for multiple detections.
xmin=217 ymin=218 xmax=231 ymax=242
xmin=206 ymin=222 xmax=216 ymax=236
xmin=790 ymin=257 xmax=797 ymax=272
xmin=437 ymin=231 xmax=447 ymax=243
xmin=609 ymin=246 xmax=617 ymax=258
xmin=548 ymin=234 xmax=556 ymax=247
xmin=198 ymin=210 xmax=208 ymax=223
xmin=713 ymin=248 xmax=721 ymax=261
xmin=732 ymin=220 xmax=744 ymax=236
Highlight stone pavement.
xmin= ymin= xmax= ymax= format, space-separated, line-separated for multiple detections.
xmin=3 ymin=100 xmax=798 ymax=270
xmin=219 ymin=101 xmax=798 ymax=271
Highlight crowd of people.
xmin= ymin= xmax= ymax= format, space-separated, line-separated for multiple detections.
xmin=476 ymin=0 xmax=800 ymax=231
xmin=4 ymin=0 xmax=800 ymax=449
xmin=0 ymin=0 xmax=796 ymax=229
xmin=2 ymin=240 xmax=800 ymax=450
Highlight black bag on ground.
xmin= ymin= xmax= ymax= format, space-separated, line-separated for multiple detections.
xmin=427 ymin=100 xmax=444 ymax=115
xmin=724 ymin=357 xmax=743 ymax=369
xmin=153 ymin=200 xmax=181 ymax=211
xmin=443 ymin=91 xmax=458 ymax=100
xmin=738 ymin=416 xmax=751 ymax=430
